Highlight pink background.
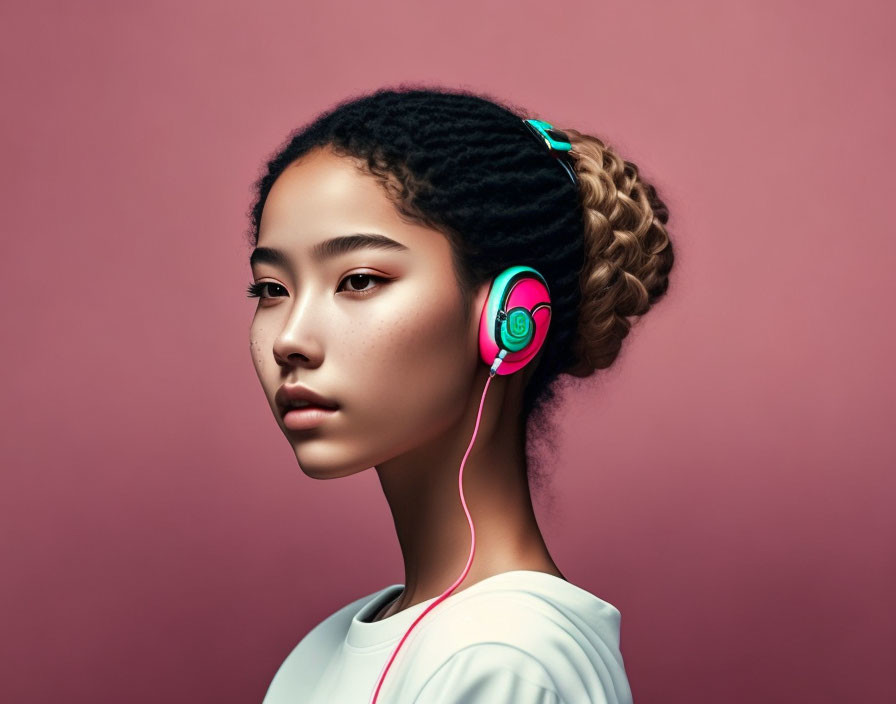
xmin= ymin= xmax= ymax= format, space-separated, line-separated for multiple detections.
xmin=1 ymin=1 xmax=893 ymax=702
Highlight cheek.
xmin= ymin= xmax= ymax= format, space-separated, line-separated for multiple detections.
xmin=248 ymin=322 xmax=272 ymax=373
xmin=332 ymin=294 xmax=477 ymax=456
xmin=249 ymin=330 xmax=262 ymax=371
xmin=248 ymin=321 xmax=282 ymax=407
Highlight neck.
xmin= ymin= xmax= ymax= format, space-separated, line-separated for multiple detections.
xmin=373 ymin=367 xmax=563 ymax=618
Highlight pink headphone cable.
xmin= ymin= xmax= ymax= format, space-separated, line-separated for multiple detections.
xmin=368 ymin=368 xmax=498 ymax=704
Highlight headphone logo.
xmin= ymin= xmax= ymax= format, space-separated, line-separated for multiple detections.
xmin=508 ymin=309 xmax=530 ymax=338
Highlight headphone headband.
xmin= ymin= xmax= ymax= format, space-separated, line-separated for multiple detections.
xmin=522 ymin=118 xmax=578 ymax=185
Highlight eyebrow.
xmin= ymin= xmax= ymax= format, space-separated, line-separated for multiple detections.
xmin=250 ymin=232 xmax=410 ymax=269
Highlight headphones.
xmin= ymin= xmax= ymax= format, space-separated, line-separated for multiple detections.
xmin=478 ymin=264 xmax=552 ymax=377
xmin=368 ymin=266 xmax=551 ymax=704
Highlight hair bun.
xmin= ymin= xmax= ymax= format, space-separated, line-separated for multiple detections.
xmin=560 ymin=128 xmax=675 ymax=377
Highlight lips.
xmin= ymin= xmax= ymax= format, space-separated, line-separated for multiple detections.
xmin=281 ymin=404 xmax=338 ymax=431
xmin=282 ymin=401 xmax=334 ymax=413
xmin=275 ymin=384 xmax=339 ymax=418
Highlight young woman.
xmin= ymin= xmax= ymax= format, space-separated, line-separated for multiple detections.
xmin=247 ymin=86 xmax=674 ymax=704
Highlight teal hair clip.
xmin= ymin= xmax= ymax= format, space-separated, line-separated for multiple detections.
xmin=522 ymin=118 xmax=577 ymax=184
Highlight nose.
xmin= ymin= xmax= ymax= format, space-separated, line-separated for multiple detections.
xmin=272 ymin=289 xmax=325 ymax=369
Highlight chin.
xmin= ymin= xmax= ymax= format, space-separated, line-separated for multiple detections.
xmin=291 ymin=445 xmax=371 ymax=480
xmin=297 ymin=464 xmax=368 ymax=480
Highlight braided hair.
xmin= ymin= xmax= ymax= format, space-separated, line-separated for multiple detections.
xmin=246 ymin=85 xmax=674 ymax=493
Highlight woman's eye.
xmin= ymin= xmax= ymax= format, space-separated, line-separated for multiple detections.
xmin=246 ymin=281 xmax=286 ymax=299
xmin=337 ymin=273 xmax=387 ymax=296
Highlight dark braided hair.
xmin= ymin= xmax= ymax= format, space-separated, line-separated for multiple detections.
xmin=245 ymin=85 xmax=674 ymax=493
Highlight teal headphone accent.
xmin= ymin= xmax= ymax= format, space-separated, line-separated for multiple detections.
xmin=523 ymin=118 xmax=577 ymax=185
xmin=523 ymin=118 xmax=572 ymax=151
xmin=487 ymin=266 xmax=537 ymax=349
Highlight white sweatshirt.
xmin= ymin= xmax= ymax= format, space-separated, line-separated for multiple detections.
xmin=261 ymin=569 xmax=633 ymax=704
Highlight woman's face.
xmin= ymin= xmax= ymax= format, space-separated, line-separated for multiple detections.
xmin=249 ymin=146 xmax=486 ymax=478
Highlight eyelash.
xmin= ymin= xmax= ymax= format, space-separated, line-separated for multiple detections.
xmin=245 ymin=273 xmax=388 ymax=300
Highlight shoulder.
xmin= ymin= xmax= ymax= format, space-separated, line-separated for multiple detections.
xmin=263 ymin=586 xmax=390 ymax=701
xmin=393 ymin=587 xmax=632 ymax=704
xmin=408 ymin=643 xmax=564 ymax=703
